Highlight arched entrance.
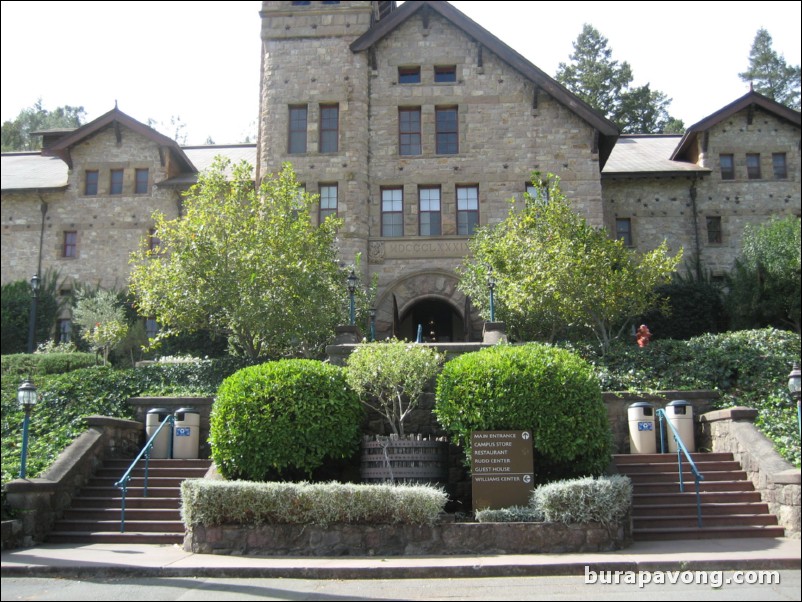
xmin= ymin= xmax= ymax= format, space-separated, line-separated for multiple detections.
xmin=398 ymin=297 xmax=463 ymax=342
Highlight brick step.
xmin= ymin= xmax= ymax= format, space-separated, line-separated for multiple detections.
xmin=46 ymin=531 xmax=183 ymax=545
xmin=633 ymin=491 xmax=762 ymax=505
xmin=615 ymin=460 xmax=742 ymax=474
xmin=62 ymin=508 xmax=181 ymax=521
xmin=613 ymin=453 xmax=734 ymax=465
xmin=95 ymin=468 xmax=210 ymax=480
xmin=89 ymin=476 xmax=190 ymax=489
xmin=68 ymin=496 xmax=182 ymax=509
xmin=634 ymin=514 xmax=778 ymax=529
xmin=632 ymin=480 xmax=753 ymax=494
xmin=50 ymin=519 xmax=184 ymax=534
xmin=102 ymin=459 xmax=212 ymax=470
xmin=632 ymin=502 xmax=771 ymax=516
xmin=78 ymin=486 xmax=181 ymax=498
xmin=626 ymin=470 xmax=747 ymax=483
xmin=633 ymin=525 xmax=786 ymax=541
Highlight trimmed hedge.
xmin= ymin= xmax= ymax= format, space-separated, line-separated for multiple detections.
xmin=181 ymin=480 xmax=447 ymax=526
xmin=533 ymin=475 xmax=632 ymax=527
xmin=210 ymin=360 xmax=362 ymax=480
xmin=475 ymin=506 xmax=544 ymax=523
xmin=1 ymin=353 xmax=97 ymax=377
xmin=435 ymin=343 xmax=612 ymax=482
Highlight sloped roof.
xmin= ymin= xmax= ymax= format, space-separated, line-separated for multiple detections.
xmin=1 ymin=152 xmax=69 ymax=191
xmin=43 ymin=106 xmax=196 ymax=173
xmin=671 ymin=90 xmax=801 ymax=161
xmin=603 ymin=135 xmax=708 ymax=176
xmin=350 ymin=0 xmax=619 ymax=163
xmin=160 ymin=145 xmax=258 ymax=186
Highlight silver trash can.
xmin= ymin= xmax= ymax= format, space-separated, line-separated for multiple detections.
xmin=628 ymin=401 xmax=656 ymax=454
xmin=172 ymin=407 xmax=200 ymax=459
xmin=145 ymin=408 xmax=172 ymax=459
xmin=665 ymin=400 xmax=695 ymax=453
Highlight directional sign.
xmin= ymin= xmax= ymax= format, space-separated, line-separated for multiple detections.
xmin=471 ymin=430 xmax=534 ymax=511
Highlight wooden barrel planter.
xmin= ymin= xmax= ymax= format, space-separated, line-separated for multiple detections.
xmin=361 ymin=436 xmax=449 ymax=484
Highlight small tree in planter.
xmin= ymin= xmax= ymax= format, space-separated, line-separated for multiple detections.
xmin=345 ymin=339 xmax=446 ymax=482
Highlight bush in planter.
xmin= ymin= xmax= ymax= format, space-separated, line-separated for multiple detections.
xmin=435 ymin=343 xmax=612 ymax=482
xmin=210 ymin=359 xmax=362 ymax=480
xmin=533 ymin=475 xmax=631 ymax=527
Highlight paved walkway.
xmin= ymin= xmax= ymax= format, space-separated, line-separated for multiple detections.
xmin=2 ymin=537 xmax=800 ymax=579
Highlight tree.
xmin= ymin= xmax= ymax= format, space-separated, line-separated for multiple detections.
xmin=0 ymin=270 xmax=63 ymax=354
xmin=71 ymin=289 xmax=129 ymax=365
xmin=739 ymin=28 xmax=801 ymax=110
xmin=726 ymin=216 xmax=801 ymax=333
xmin=146 ymin=114 xmax=188 ymax=144
xmin=129 ymin=158 xmax=347 ymax=360
xmin=1 ymin=99 xmax=86 ymax=151
xmin=556 ymin=24 xmax=684 ymax=133
xmin=458 ymin=175 xmax=682 ymax=351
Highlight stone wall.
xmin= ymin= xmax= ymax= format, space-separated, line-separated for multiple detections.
xmin=2 ymin=416 xmax=142 ymax=548
xmin=186 ymin=517 xmax=629 ymax=556
xmin=700 ymin=407 xmax=800 ymax=537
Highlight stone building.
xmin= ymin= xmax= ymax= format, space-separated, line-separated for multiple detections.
xmin=2 ymin=0 xmax=800 ymax=343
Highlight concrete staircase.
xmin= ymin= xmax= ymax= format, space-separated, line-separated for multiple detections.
xmin=614 ymin=452 xmax=785 ymax=541
xmin=47 ymin=458 xmax=212 ymax=544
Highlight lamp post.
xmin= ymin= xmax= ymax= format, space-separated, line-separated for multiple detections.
xmin=788 ymin=362 xmax=801 ymax=440
xmin=26 ymin=274 xmax=40 ymax=354
xmin=369 ymin=307 xmax=376 ymax=342
xmin=17 ymin=380 xmax=38 ymax=479
xmin=347 ymin=269 xmax=358 ymax=326
xmin=486 ymin=268 xmax=496 ymax=322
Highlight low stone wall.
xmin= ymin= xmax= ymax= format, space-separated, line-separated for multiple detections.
xmin=2 ymin=416 xmax=142 ymax=549
xmin=186 ymin=518 xmax=629 ymax=556
xmin=700 ymin=407 xmax=801 ymax=537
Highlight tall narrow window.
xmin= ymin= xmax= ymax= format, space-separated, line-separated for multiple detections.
xmin=398 ymin=66 xmax=420 ymax=84
xmin=615 ymin=218 xmax=632 ymax=247
xmin=110 ymin=169 xmax=124 ymax=195
xmin=399 ymin=108 xmax=421 ymax=156
xmin=319 ymin=184 xmax=338 ymax=222
xmin=85 ymin=170 xmax=98 ymax=195
xmin=419 ymin=187 xmax=441 ymax=236
xmin=381 ymin=188 xmax=403 ymax=237
xmin=63 ymin=231 xmax=78 ymax=258
xmin=746 ymin=153 xmax=761 ymax=179
xmin=145 ymin=318 xmax=159 ymax=340
xmin=288 ymin=105 xmax=308 ymax=154
xmin=148 ymin=227 xmax=161 ymax=252
xmin=719 ymin=154 xmax=734 ymax=180
xmin=319 ymin=104 xmax=339 ymax=153
xmin=57 ymin=319 xmax=72 ymax=344
xmin=772 ymin=153 xmax=787 ymax=179
xmin=456 ymin=185 xmax=479 ymax=235
xmin=135 ymin=168 xmax=149 ymax=194
xmin=435 ymin=107 xmax=458 ymax=154
xmin=706 ymin=216 xmax=722 ymax=244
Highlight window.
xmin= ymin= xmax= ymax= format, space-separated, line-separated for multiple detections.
xmin=63 ymin=231 xmax=77 ymax=258
xmin=145 ymin=318 xmax=159 ymax=340
xmin=526 ymin=180 xmax=549 ymax=203
xmin=706 ymin=216 xmax=722 ymax=244
xmin=434 ymin=65 xmax=457 ymax=83
xmin=746 ymin=153 xmax=761 ymax=179
xmin=109 ymin=169 xmax=124 ymax=195
xmin=398 ymin=66 xmax=420 ymax=84
xmin=719 ymin=154 xmax=735 ymax=180
xmin=135 ymin=168 xmax=149 ymax=194
xmin=84 ymin=170 xmax=98 ymax=195
xmin=457 ymin=186 xmax=479 ymax=235
xmin=435 ymin=107 xmax=458 ymax=154
xmin=319 ymin=104 xmax=339 ymax=153
xmin=319 ymin=184 xmax=338 ymax=222
xmin=399 ymin=108 xmax=421 ymax=156
xmin=288 ymin=105 xmax=308 ymax=154
xmin=57 ymin=319 xmax=71 ymax=344
xmin=381 ymin=188 xmax=403 ymax=237
xmin=291 ymin=184 xmax=305 ymax=221
xmin=148 ymin=227 xmax=161 ymax=252
xmin=772 ymin=153 xmax=788 ymax=179
xmin=419 ymin=187 xmax=441 ymax=236
xmin=615 ymin=218 xmax=632 ymax=247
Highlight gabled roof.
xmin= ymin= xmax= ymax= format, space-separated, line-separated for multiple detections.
xmin=350 ymin=1 xmax=619 ymax=163
xmin=603 ymin=135 xmax=709 ymax=177
xmin=671 ymin=90 xmax=801 ymax=161
xmin=160 ymin=144 xmax=258 ymax=186
xmin=1 ymin=152 xmax=69 ymax=191
xmin=42 ymin=107 xmax=196 ymax=172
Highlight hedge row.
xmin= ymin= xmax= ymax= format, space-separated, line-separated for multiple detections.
xmin=1 ymin=353 xmax=98 ymax=377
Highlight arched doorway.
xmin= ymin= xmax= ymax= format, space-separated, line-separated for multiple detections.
xmin=398 ymin=297 xmax=463 ymax=342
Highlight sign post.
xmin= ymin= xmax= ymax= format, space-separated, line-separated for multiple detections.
xmin=471 ymin=430 xmax=534 ymax=510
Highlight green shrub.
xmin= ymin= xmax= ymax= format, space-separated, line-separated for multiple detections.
xmin=640 ymin=280 xmax=727 ymax=340
xmin=533 ymin=475 xmax=631 ymax=527
xmin=475 ymin=506 xmax=544 ymax=523
xmin=181 ymin=480 xmax=447 ymax=526
xmin=435 ymin=343 xmax=612 ymax=482
xmin=135 ymin=356 xmax=250 ymax=396
xmin=210 ymin=360 xmax=362 ymax=480
xmin=1 ymin=352 xmax=98 ymax=378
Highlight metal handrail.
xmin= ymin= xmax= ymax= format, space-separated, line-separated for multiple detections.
xmin=656 ymin=408 xmax=705 ymax=528
xmin=114 ymin=414 xmax=174 ymax=533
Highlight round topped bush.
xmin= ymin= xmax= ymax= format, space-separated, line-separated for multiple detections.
xmin=210 ymin=359 xmax=362 ymax=480
xmin=435 ymin=343 xmax=611 ymax=482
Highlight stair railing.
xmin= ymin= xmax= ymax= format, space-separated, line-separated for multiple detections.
xmin=114 ymin=414 xmax=174 ymax=533
xmin=656 ymin=408 xmax=705 ymax=528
